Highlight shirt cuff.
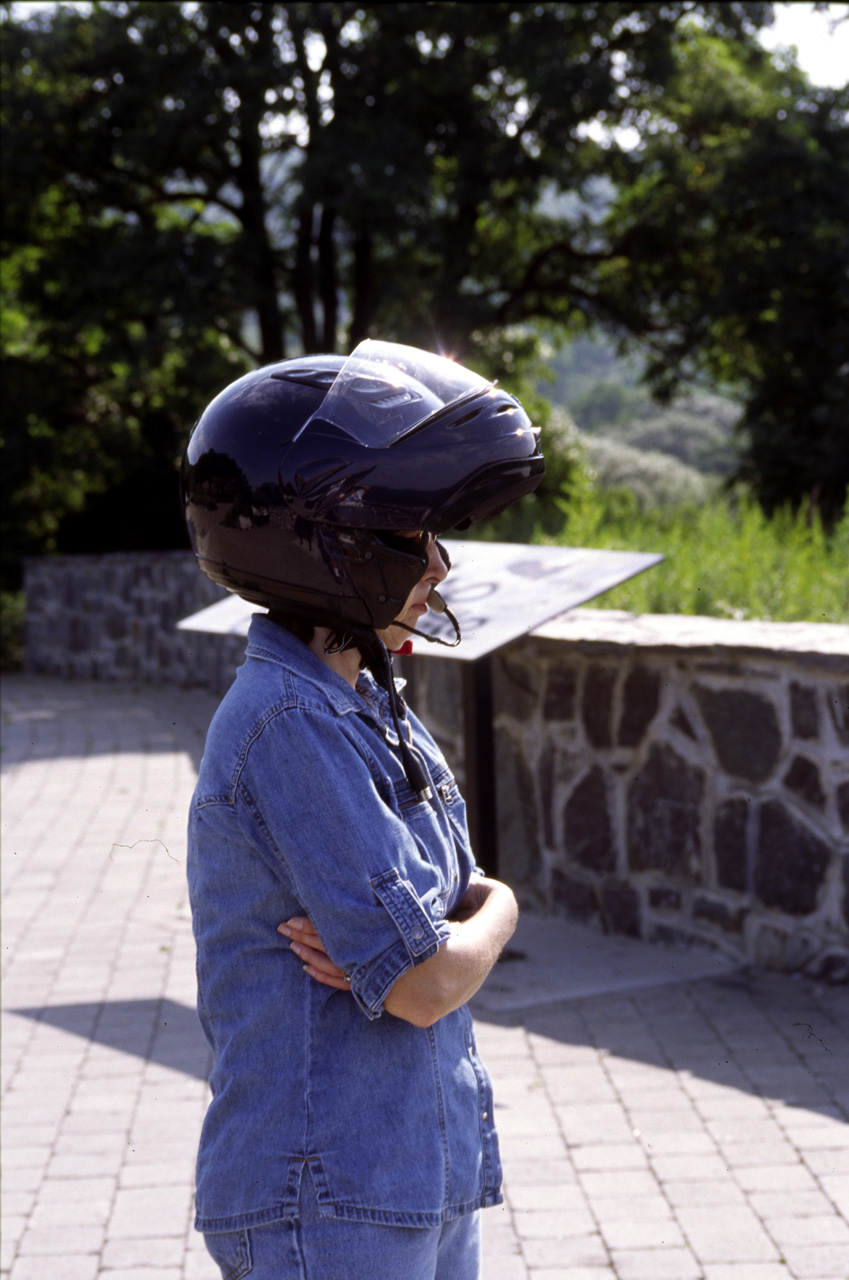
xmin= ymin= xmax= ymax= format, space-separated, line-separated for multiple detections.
xmin=349 ymin=867 xmax=453 ymax=1020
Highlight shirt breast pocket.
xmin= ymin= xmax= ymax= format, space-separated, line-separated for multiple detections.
xmin=429 ymin=766 xmax=473 ymax=862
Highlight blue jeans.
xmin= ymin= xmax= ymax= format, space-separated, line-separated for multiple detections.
xmin=203 ymin=1168 xmax=482 ymax=1280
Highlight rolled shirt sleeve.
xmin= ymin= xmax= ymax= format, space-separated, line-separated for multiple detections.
xmin=235 ymin=708 xmax=454 ymax=1018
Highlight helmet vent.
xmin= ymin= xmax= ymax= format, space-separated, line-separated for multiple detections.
xmin=452 ymin=408 xmax=483 ymax=428
xmin=270 ymin=368 xmax=340 ymax=390
xmin=293 ymin=458 xmax=349 ymax=495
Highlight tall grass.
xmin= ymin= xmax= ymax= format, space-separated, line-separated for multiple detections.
xmin=479 ymin=470 xmax=849 ymax=623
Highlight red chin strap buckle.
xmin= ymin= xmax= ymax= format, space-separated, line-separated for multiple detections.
xmin=391 ymin=640 xmax=414 ymax=656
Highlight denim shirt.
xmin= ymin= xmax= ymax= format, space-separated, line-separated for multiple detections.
xmin=187 ymin=616 xmax=503 ymax=1232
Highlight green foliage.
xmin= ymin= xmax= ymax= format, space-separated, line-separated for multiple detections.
xmin=612 ymin=396 xmax=741 ymax=477
xmin=2 ymin=0 xmax=847 ymax=583
xmin=544 ymin=333 xmax=744 ymax=476
xmin=481 ymin=467 xmax=847 ymax=622
xmin=580 ymin=435 xmax=711 ymax=509
xmin=473 ymin=412 xmax=847 ymax=622
xmin=599 ymin=21 xmax=849 ymax=520
xmin=581 ymin=495 xmax=848 ymax=623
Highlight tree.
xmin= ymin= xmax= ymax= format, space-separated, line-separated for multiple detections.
xmin=598 ymin=23 xmax=849 ymax=520
xmin=2 ymin=0 xmax=845 ymax=581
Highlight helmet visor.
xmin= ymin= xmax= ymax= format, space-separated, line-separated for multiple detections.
xmin=299 ymin=340 xmax=493 ymax=447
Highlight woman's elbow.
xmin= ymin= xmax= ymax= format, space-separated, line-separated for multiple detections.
xmin=383 ymin=967 xmax=452 ymax=1028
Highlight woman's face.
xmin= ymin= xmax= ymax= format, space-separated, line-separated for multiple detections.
xmin=377 ymin=532 xmax=449 ymax=652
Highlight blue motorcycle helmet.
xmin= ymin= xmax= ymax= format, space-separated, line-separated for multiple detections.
xmin=182 ymin=340 xmax=545 ymax=635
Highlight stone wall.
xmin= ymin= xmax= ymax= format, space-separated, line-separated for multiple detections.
xmin=23 ymin=551 xmax=245 ymax=692
xmin=22 ymin=553 xmax=849 ymax=976
xmin=402 ymin=611 xmax=849 ymax=980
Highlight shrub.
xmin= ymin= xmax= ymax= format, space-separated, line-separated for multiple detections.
xmin=549 ymin=485 xmax=849 ymax=623
xmin=478 ymin=441 xmax=848 ymax=622
xmin=581 ymin=435 xmax=710 ymax=509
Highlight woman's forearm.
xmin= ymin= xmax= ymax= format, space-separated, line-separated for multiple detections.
xmin=383 ymin=877 xmax=518 ymax=1027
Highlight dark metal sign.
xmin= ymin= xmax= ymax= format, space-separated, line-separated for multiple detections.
xmin=177 ymin=540 xmax=662 ymax=661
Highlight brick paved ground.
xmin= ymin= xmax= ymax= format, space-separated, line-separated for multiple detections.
xmin=2 ymin=674 xmax=847 ymax=1280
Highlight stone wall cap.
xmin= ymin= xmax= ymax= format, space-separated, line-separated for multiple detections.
xmin=533 ymin=608 xmax=849 ymax=665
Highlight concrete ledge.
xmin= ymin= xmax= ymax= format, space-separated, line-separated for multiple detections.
xmin=535 ymin=608 xmax=849 ymax=667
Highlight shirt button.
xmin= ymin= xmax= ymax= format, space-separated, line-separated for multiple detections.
xmin=482 ymin=1111 xmax=489 ymax=1122
xmin=411 ymin=926 xmax=424 ymax=940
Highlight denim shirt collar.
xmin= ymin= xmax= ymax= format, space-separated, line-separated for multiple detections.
xmin=245 ymin=613 xmax=406 ymax=741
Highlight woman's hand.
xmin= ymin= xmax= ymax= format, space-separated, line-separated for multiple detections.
xmin=277 ymin=918 xmax=353 ymax=992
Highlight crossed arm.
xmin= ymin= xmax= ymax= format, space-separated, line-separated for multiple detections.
xmin=278 ymin=874 xmax=518 ymax=1028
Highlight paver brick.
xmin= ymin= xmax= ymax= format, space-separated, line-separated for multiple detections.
xmin=674 ymin=1204 xmax=780 ymax=1264
xmin=108 ymin=1187 xmax=193 ymax=1239
xmin=571 ymin=1143 xmax=649 ymax=1170
xmin=101 ymin=1238 xmax=186 ymax=1268
xmin=47 ymin=1154 xmax=126 ymax=1180
xmin=525 ymin=1270 xmax=611 ymax=1280
xmin=780 ymin=1243 xmax=849 ymax=1278
xmin=591 ymin=1195 xmax=673 ymax=1222
xmin=749 ymin=1188 xmax=836 ymax=1218
xmin=765 ymin=1213 xmax=849 ymax=1247
xmin=787 ymin=1125 xmax=849 ymax=1150
xmin=609 ymin=1246 xmax=702 ymax=1279
xmin=182 ymin=1255 xmax=220 ymax=1280
xmin=95 ymin=1270 xmax=182 ymax=1280
xmin=701 ymin=1264 xmax=797 ymax=1279
xmin=636 ymin=1130 xmax=717 ymax=1155
xmin=648 ymin=1152 xmax=732 ymax=1181
xmin=9 ymin=1256 xmax=100 ymax=1280
xmin=578 ymin=1170 xmax=659 ymax=1199
xmin=29 ymin=1200 xmax=113 ymax=1229
xmin=820 ymin=1174 xmax=849 ymax=1215
xmin=716 ymin=1139 xmax=800 ymax=1166
xmin=36 ymin=1177 xmax=118 ymax=1203
xmin=479 ymin=1254 xmax=528 ymax=1280
xmin=4 ymin=676 xmax=849 ymax=1280
xmin=505 ymin=1184 xmax=589 ymax=1213
xmin=513 ymin=1208 xmax=598 ymax=1240
xmin=599 ymin=1217 xmax=686 ymax=1249
xmin=734 ymin=1162 xmax=819 ymax=1192
xmin=522 ymin=1233 xmax=609 ymax=1269
xmin=554 ymin=1103 xmax=636 ymax=1145
xmin=804 ymin=1148 xmax=849 ymax=1174
xmin=17 ymin=1225 xmax=105 ymax=1255
xmin=502 ymin=1159 xmax=577 ymax=1186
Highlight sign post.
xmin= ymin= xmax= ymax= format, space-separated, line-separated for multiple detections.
xmin=460 ymin=655 xmax=497 ymax=874
xmin=178 ymin=541 xmax=662 ymax=874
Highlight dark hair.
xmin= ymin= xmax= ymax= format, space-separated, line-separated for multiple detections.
xmin=267 ymin=611 xmax=315 ymax=645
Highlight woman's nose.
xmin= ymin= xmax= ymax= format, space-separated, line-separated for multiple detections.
xmin=426 ymin=536 xmax=449 ymax=584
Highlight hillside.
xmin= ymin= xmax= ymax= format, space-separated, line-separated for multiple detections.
xmin=540 ymin=333 xmax=742 ymax=484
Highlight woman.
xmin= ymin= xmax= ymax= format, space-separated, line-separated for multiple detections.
xmin=183 ymin=341 xmax=544 ymax=1279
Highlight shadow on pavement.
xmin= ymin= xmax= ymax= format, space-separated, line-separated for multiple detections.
xmin=10 ymin=997 xmax=211 ymax=1081
xmin=474 ymin=967 xmax=849 ymax=1124
xmin=11 ymin=969 xmax=848 ymax=1129
xmin=1 ymin=675 xmax=221 ymax=773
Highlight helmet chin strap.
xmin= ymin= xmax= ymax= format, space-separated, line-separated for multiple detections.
xmin=391 ymin=587 xmax=462 ymax=648
xmin=356 ymin=630 xmax=436 ymax=803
